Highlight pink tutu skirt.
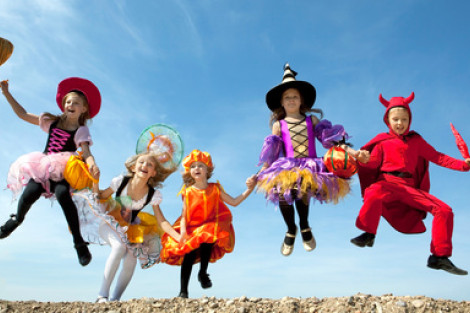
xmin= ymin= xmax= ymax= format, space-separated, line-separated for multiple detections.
xmin=7 ymin=151 xmax=74 ymax=198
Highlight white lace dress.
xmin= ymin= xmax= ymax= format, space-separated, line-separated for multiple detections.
xmin=74 ymin=175 xmax=163 ymax=269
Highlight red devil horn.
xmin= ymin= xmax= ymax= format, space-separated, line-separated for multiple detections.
xmin=404 ymin=92 xmax=415 ymax=105
xmin=379 ymin=94 xmax=389 ymax=107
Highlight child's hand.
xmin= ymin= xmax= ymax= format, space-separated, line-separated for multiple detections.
xmin=0 ymin=80 xmax=9 ymax=93
xmin=355 ymin=150 xmax=370 ymax=164
xmin=91 ymin=166 xmax=101 ymax=181
xmin=173 ymin=233 xmax=182 ymax=243
xmin=89 ymin=163 xmax=100 ymax=179
xmin=121 ymin=209 xmax=132 ymax=223
xmin=465 ymin=158 xmax=470 ymax=167
xmin=246 ymin=174 xmax=257 ymax=190
xmin=180 ymin=231 xmax=188 ymax=244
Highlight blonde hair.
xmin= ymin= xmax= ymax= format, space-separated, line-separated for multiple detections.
xmin=43 ymin=91 xmax=91 ymax=126
xmin=269 ymin=88 xmax=323 ymax=127
xmin=124 ymin=152 xmax=175 ymax=188
xmin=182 ymin=163 xmax=214 ymax=187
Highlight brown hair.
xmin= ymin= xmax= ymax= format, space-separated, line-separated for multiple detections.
xmin=43 ymin=91 xmax=91 ymax=126
xmin=124 ymin=152 xmax=175 ymax=188
xmin=182 ymin=163 xmax=214 ymax=187
xmin=269 ymin=88 xmax=323 ymax=127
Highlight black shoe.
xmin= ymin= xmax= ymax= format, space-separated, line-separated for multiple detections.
xmin=427 ymin=255 xmax=468 ymax=275
xmin=198 ymin=272 xmax=212 ymax=289
xmin=75 ymin=242 xmax=92 ymax=266
xmin=0 ymin=215 xmax=21 ymax=239
xmin=350 ymin=232 xmax=375 ymax=247
xmin=178 ymin=291 xmax=188 ymax=298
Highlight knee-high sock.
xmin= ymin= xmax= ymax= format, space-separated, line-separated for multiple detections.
xmin=199 ymin=243 xmax=214 ymax=275
xmin=279 ymin=203 xmax=297 ymax=234
xmin=180 ymin=249 xmax=197 ymax=294
xmin=295 ymin=199 xmax=310 ymax=230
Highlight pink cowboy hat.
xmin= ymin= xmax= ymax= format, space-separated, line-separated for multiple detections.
xmin=56 ymin=77 xmax=101 ymax=118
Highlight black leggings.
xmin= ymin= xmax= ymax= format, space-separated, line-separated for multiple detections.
xmin=279 ymin=196 xmax=310 ymax=234
xmin=180 ymin=243 xmax=213 ymax=294
xmin=16 ymin=179 xmax=85 ymax=245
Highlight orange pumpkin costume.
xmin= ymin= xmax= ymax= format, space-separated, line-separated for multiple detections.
xmin=160 ymin=182 xmax=235 ymax=265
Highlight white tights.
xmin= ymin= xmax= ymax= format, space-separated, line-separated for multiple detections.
xmin=98 ymin=223 xmax=137 ymax=301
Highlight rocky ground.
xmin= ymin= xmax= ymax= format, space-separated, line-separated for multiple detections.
xmin=1 ymin=293 xmax=470 ymax=313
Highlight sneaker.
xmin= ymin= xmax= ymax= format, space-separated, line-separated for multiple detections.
xmin=95 ymin=296 xmax=108 ymax=303
xmin=350 ymin=232 xmax=375 ymax=248
xmin=198 ymin=272 xmax=212 ymax=289
xmin=75 ymin=242 xmax=92 ymax=266
xmin=300 ymin=228 xmax=316 ymax=252
xmin=427 ymin=255 xmax=468 ymax=275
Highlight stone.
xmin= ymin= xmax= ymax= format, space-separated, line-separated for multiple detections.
xmin=411 ymin=299 xmax=424 ymax=308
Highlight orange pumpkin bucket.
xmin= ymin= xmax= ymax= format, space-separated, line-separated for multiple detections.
xmin=0 ymin=37 xmax=14 ymax=66
xmin=323 ymin=146 xmax=357 ymax=179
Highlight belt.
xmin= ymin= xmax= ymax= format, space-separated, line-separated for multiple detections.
xmin=382 ymin=171 xmax=413 ymax=178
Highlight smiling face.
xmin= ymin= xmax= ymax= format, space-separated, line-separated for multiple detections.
xmin=388 ymin=107 xmax=410 ymax=136
xmin=63 ymin=92 xmax=88 ymax=121
xmin=189 ymin=161 xmax=208 ymax=181
xmin=281 ymin=88 xmax=302 ymax=115
xmin=134 ymin=154 xmax=158 ymax=180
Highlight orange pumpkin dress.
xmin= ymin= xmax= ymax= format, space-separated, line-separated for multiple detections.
xmin=160 ymin=182 xmax=235 ymax=265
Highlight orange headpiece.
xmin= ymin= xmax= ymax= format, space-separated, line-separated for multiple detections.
xmin=182 ymin=149 xmax=213 ymax=172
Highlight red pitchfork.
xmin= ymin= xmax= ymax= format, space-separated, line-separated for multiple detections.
xmin=450 ymin=123 xmax=470 ymax=159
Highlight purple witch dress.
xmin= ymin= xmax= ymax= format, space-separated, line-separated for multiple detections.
xmin=257 ymin=117 xmax=352 ymax=205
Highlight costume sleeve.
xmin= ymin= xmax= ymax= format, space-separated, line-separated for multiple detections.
xmin=258 ymin=135 xmax=283 ymax=166
xmin=315 ymin=119 xmax=350 ymax=149
xmin=75 ymin=126 xmax=93 ymax=147
xmin=215 ymin=181 xmax=226 ymax=193
xmin=39 ymin=113 xmax=54 ymax=133
xmin=110 ymin=175 xmax=125 ymax=192
xmin=149 ymin=189 xmax=162 ymax=206
xmin=419 ymin=137 xmax=470 ymax=171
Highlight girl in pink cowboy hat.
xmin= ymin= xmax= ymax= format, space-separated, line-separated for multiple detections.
xmin=0 ymin=77 xmax=101 ymax=266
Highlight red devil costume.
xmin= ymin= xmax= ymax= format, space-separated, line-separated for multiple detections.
xmin=351 ymin=92 xmax=470 ymax=275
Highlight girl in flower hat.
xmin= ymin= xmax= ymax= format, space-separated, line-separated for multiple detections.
xmin=160 ymin=149 xmax=257 ymax=298
xmin=73 ymin=123 xmax=184 ymax=302
xmin=0 ymin=77 xmax=101 ymax=266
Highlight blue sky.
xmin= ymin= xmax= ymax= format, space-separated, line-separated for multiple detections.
xmin=1 ymin=0 xmax=470 ymax=302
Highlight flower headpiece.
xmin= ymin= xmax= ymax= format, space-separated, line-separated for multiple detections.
xmin=182 ymin=150 xmax=213 ymax=172
xmin=136 ymin=123 xmax=184 ymax=170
